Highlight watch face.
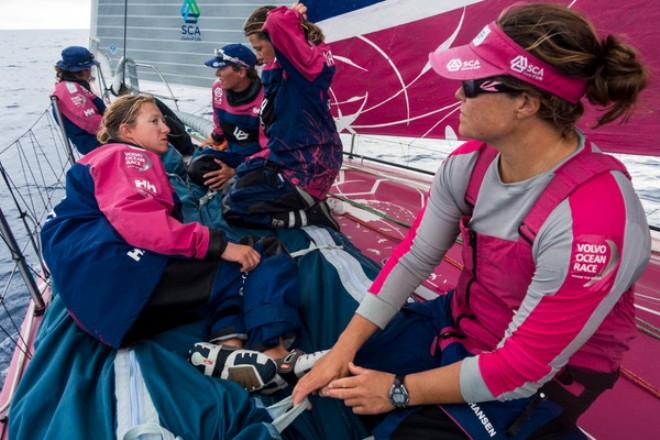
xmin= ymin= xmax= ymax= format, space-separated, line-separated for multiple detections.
xmin=390 ymin=381 xmax=409 ymax=408
xmin=392 ymin=391 xmax=406 ymax=404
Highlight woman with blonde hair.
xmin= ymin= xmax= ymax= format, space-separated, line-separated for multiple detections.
xmin=42 ymin=96 xmax=304 ymax=392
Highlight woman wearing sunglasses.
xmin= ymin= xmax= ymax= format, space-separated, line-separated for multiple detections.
xmin=292 ymin=4 xmax=651 ymax=439
xmin=188 ymin=44 xmax=266 ymax=190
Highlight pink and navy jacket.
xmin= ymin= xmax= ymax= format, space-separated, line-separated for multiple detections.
xmin=260 ymin=6 xmax=343 ymax=199
xmin=41 ymin=142 xmax=227 ymax=348
xmin=357 ymin=135 xmax=651 ymax=403
xmin=51 ymin=80 xmax=105 ymax=154
xmin=209 ymin=79 xmax=267 ymax=165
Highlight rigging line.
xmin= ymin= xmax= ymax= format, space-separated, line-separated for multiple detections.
xmin=0 ymin=322 xmax=32 ymax=362
xmin=45 ymin=112 xmax=68 ymax=171
xmin=0 ymin=108 xmax=49 ymax=154
xmin=635 ymin=317 xmax=660 ymax=340
xmin=0 ymin=268 xmax=34 ymax=355
xmin=29 ymin=128 xmax=64 ymax=185
xmin=123 ymin=0 xmax=128 ymax=70
xmin=16 ymin=144 xmax=44 ymax=220
xmin=637 ymin=325 xmax=660 ymax=339
xmin=620 ymin=366 xmax=660 ymax=400
xmin=26 ymin=133 xmax=52 ymax=216
xmin=636 ymin=316 xmax=660 ymax=333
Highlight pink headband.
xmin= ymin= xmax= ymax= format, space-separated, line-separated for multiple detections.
xmin=429 ymin=22 xmax=587 ymax=104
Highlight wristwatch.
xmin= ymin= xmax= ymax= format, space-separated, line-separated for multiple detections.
xmin=388 ymin=374 xmax=410 ymax=409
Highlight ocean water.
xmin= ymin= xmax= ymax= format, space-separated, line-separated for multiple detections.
xmin=0 ymin=29 xmax=659 ymax=379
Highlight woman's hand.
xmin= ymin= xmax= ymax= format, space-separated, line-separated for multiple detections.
xmin=200 ymin=137 xmax=228 ymax=150
xmin=292 ymin=346 xmax=354 ymax=405
xmin=321 ymin=363 xmax=395 ymax=415
xmin=203 ymin=159 xmax=235 ymax=190
xmin=221 ymin=242 xmax=261 ymax=272
xmin=291 ymin=2 xmax=308 ymax=19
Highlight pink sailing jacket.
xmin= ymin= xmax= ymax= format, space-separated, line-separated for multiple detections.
xmin=358 ymin=136 xmax=651 ymax=402
xmin=52 ymin=80 xmax=104 ymax=135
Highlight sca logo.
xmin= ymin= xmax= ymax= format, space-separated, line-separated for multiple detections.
xmin=180 ymin=0 xmax=202 ymax=41
xmin=510 ymin=55 xmax=544 ymax=80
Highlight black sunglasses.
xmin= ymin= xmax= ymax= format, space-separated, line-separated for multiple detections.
xmin=461 ymin=77 xmax=521 ymax=98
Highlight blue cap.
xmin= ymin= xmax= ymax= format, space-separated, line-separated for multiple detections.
xmin=56 ymin=46 xmax=99 ymax=72
xmin=204 ymin=43 xmax=256 ymax=69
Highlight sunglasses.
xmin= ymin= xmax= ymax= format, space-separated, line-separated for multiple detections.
xmin=214 ymin=48 xmax=250 ymax=68
xmin=461 ymin=77 xmax=521 ymax=98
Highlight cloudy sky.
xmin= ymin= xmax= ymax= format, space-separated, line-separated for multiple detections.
xmin=0 ymin=0 xmax=90 ymax=29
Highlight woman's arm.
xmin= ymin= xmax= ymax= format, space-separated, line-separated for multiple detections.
xmin=293 ymin=154 xmax=470 ymax=404
xmin=292 ymin=314 xmax=378 ymax=404
xmin=87 ymin=146 xmax=219 ymax=259
xmin=320 ymin=361 xmax=463 ymax=414
xmin=262 ymin=6 xmax=328 ymax=82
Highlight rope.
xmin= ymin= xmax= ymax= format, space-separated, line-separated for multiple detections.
xmin=636 ymin=317 xmax=660 ymax=340
xmin=620 ymin=367 xmax=660 ymax=400
xmin=329 ymin=193 xmax=412 ymax=228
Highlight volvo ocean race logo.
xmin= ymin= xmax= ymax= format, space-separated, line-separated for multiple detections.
xmin=180 ymin=0 xmax=202 ymax=41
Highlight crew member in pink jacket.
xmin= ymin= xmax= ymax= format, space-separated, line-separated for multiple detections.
xmin=51 ymin=46 xmax=105 ymax=154
xmin=292 ymin=4 xmax=651 ymax=439
xmin=42 ymin=97 xmax=303 ymax=390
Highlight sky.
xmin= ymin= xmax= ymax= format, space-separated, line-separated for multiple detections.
xmin=0 ymin=0 xmax=90 ymax=30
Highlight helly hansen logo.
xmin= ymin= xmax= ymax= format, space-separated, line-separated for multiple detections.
xmin=469 ymin=403 xmax=496 ymax=437
xmin=510 ymin=55 xmax=544 ymax=81
xmin=83 ymin=108 xmax=95 ymax=117
xmin=134 ymin=179 xmax=157 ymax=194
xmin=127 ymin=248 xmax=145 ymax=262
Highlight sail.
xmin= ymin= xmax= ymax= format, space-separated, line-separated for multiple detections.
xmin=307 ymin=0 xmax=660 ymax=156
xmin=91 ymin=0 xmax=660 ymax=156
xmin=91 ymin=0 xmax=288 ymax=89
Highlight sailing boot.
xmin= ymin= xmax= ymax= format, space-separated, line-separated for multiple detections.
xmin=275 ymin=349 xmax=328 ymax=385
xmin=188 ymin=342 xmax=282 ymax=393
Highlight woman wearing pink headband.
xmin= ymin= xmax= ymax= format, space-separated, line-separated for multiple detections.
xmin=292 ymin=4 xmax=650 ymax=439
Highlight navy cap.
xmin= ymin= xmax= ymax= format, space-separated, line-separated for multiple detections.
xmin=204 ymin=43 xmax=257 ymax=69
xmin=56 ymin=46 xmax=99 ymax=72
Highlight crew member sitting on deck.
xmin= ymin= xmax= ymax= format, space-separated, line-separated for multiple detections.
xmin=292 ymin=4 xmax=652 ymax=439
xmin=188 ymin=43 xmax=266 ymax=190
xmin=41 ymin=95 xmax=312 ymax=393
xmin=221 ymin=3 xmax=343 ymax=231
xmin=51 ymin=46 xmax=105 ymax=155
